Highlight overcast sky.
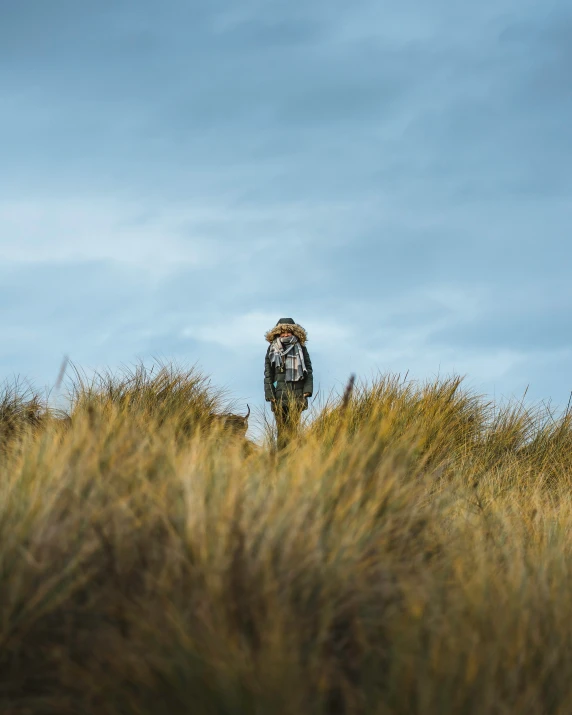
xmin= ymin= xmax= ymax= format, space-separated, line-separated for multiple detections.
xmin=1 ymin=0 xmax=571 ymax=422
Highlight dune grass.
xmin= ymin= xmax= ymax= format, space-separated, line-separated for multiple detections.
xmin=1 ymin=363 xmax=572 ymax=714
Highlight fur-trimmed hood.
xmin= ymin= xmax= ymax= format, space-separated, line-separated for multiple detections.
xmin=265 ymin=320 xmax=308 ymax=345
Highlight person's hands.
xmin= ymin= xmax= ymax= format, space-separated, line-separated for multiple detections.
xmin=303 ymin=393 xmax=311 ymax=397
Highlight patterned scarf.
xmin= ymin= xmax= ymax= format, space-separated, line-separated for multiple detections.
xmin=269 ymin=335 xmax=306 ymax=383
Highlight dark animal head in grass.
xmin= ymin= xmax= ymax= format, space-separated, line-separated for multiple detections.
xmin=212 ymin=405 xmax=250 ymax=438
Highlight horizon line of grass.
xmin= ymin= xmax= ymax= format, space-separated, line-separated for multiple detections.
xmin=2 ymin=361 xmax=572 ymax=713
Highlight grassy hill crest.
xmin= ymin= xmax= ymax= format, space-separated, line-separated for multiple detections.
xmin=1 ymin=361 xmax=571 ymax=714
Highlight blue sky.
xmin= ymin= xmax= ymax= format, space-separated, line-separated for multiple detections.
xmin=1 ymin=0 xmax=571 ymax=420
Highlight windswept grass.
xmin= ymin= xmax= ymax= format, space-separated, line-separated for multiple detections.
xmin=0 ymin=379 xmax=48 ymax=448
xmin=66 ymin=361 xmax=228 ymax=439
xmin=1 ymin=365 xmax=572 ymax=714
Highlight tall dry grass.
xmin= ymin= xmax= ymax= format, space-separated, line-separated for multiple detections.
xmin=1 ymin=364 xmax=572 ymax=714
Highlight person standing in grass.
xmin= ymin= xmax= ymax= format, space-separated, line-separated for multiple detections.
xmin=264 ymin=317 xmax=313 ymax=450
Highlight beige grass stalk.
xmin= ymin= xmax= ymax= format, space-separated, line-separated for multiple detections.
xmin=1 ymin=365 xmax=572 ymax=714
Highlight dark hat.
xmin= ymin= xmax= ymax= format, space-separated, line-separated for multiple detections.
xmin=276 ymin=318 xmax=295 ymax=326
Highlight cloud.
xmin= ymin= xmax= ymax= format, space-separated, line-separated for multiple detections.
xmin=0 ymin=0 xmax=571 ymax=419
xmin=184 ymin=312 xmax=278 ymax=350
